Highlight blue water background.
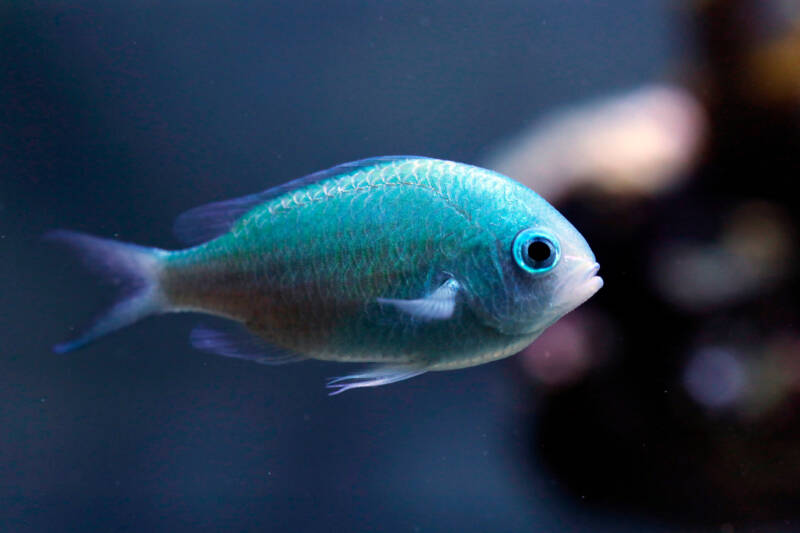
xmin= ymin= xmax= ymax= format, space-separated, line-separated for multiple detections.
xmin=1 ymin=2 xmax=707 ymax=532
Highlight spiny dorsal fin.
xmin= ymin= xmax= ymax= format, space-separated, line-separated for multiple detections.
xmin=173 ymin=156 xmax=432 ymax=245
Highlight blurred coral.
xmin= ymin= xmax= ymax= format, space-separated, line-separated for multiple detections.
xmin=650 ymin=201 xmax=795 ymax=312
xmin=517 ymin=0 xmax=800 ymax=525
xmin=485 ymin=85 xmax=707 ymax=201
xmin=518 ymin=310 xmax=615 ymax=387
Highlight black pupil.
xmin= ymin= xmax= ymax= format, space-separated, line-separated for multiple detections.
xmin=527 ymin=240 xmax=551 ymax=263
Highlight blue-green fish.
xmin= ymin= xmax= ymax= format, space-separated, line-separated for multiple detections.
xmin=51 ymin=156 xmax=602 ymax=393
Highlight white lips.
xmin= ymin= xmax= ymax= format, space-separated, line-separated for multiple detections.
xmin=581 ymin=262 xmax=604 ymax=297
xmin=553 ymin=261 xmax=603 ymax=312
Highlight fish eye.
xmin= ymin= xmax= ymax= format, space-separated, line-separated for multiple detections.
xmin=512 ymin=229 xmax=560 ymax=274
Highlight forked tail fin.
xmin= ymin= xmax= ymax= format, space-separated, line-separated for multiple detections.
xmin=46 ymin=230 xmax=170 ymax=353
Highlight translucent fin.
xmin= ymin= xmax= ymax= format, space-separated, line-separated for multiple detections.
xmin=173 ymin=156 xmax=432 ymax=245
xmin=376 ymin=278 xmax=461 ymax=321
xmin=326 ymin=365 xmax=428 ymax=395
xmin=45 ymin=230 xmax=167 ymax=353
xmin=189 ymin=324 xmax=305 ymax=365
xmin=172 ymin=190 xmax=272 ymax=246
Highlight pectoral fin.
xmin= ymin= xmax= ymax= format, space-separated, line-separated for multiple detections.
xmin=326 ymin=365 xmax=428 ymax=395
xmin=376 ymin=278 xmax=461 ymax=321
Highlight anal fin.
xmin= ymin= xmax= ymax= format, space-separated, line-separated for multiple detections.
xmin=190 ymin=324 xmax=305 ymax=365
xmin=326 ymin=365 xmax=427 ymax=395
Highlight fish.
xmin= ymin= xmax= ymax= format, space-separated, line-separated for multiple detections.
xmin=49 ymin=156 xmax=602 ymax=394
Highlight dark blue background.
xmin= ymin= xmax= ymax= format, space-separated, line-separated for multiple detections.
xmin=2 ymin=2 xmax=677 ymax=531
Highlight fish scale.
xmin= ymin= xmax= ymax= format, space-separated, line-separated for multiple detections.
xmin=50 ymin=156 xmax=602 ymax=393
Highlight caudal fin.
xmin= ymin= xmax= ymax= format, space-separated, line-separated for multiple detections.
xmin=46 ymin=230 xmax=169 ymax=353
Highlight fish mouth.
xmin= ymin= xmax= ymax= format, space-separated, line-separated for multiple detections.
xmin=552 ymin=261 xmax=603 ymax=313
xmin=581 ymin=262 xmax=604 ymax=297
xmin=487 ymin=261 xmax=603 ymax=337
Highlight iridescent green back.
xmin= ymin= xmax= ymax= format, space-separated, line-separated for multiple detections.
xmin=164 ymin=157 xmax=542 ymax=368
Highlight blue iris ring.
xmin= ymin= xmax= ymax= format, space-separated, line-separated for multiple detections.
xmin=512 ymin=229 xmax=560 ymax=274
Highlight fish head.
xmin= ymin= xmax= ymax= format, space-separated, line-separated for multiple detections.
xmin=465 ymin=183 xmax=603 ymax=337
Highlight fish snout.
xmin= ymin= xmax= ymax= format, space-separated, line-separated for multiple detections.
xmin=552 ymin=260 xmax=603 ymax=313
xmin=576 ymin=260 xmax=604 ymax=298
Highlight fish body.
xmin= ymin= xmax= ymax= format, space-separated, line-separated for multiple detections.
xmin=52 ymin=157 xmax=602 ymax=392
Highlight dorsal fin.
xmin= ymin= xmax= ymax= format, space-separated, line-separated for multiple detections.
xmin=173 ymin=156 xmax=432 ymax=245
